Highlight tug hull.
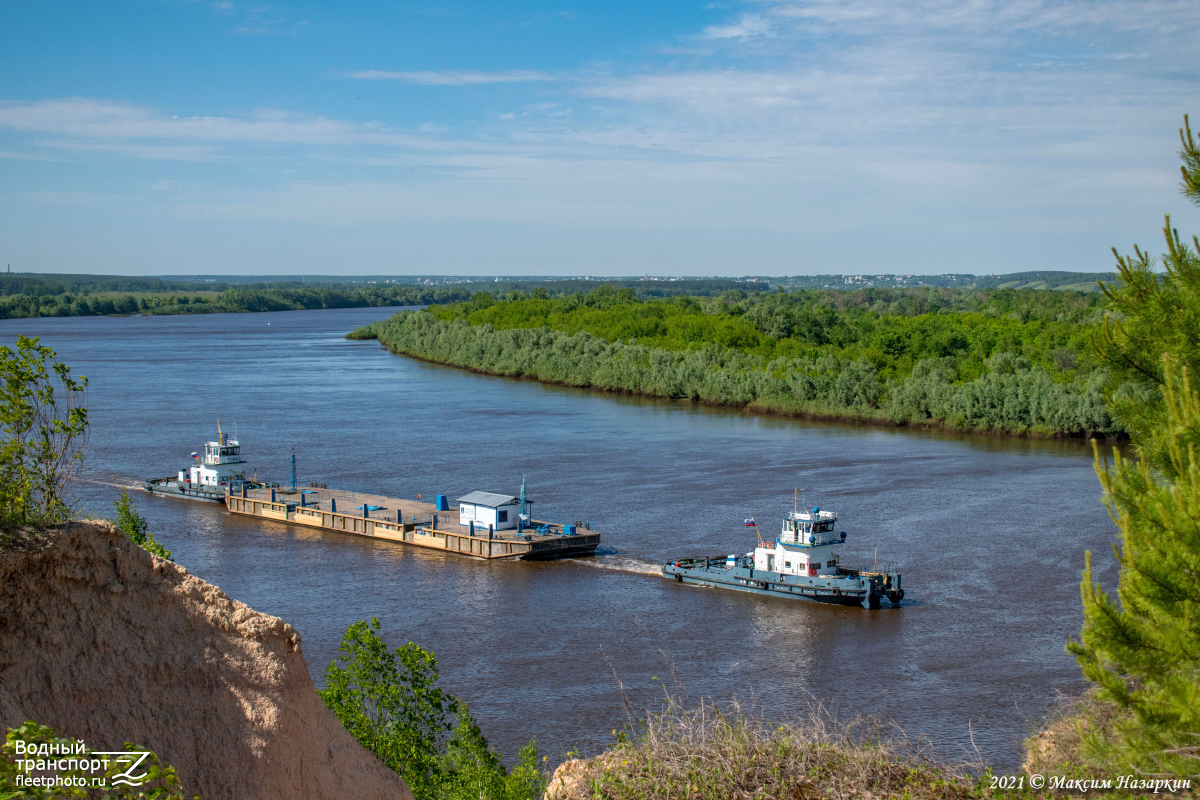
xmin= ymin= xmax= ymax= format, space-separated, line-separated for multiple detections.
xmin=143 ymin=478 xmax=227 ymax=503
xmin=662 ymin=557 xmax=902 ymax=609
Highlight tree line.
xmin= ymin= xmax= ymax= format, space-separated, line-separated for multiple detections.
xmin=351 ymin=284 xmax=1122 ymax=437
xmin=0 ymin=278 xmax=765 ymax=320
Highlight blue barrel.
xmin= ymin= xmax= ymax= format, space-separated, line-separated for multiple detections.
xmin=436 ymin=494 xmax=450 ymax=511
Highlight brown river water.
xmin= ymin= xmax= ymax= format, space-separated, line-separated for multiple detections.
xmin=5 ymin=307 xmax=1120 ymax=771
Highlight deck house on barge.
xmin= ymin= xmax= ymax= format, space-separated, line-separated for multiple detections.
xmin=457 ymin=492 xmax=520 ymax=531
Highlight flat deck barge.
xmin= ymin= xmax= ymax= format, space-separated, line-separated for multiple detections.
xmin=226 ymin=486 xmax=601 ymax=560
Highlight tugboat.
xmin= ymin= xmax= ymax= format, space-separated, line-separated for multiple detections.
xmin=144 ymin=425 xmax=275 ymax=503
xmin=661 ymin=506 xmax=903 ymax=608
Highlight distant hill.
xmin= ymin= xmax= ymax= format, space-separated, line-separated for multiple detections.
xmin=0 ymin=273 xmax=226 ymax=295
xmin=969 ymin=271 xmax=1119 ymax=291
xmin=770 ymin=271 xmax=1119 ymax=292
xmin=0 ymin=270 xmax=1119 ymax=298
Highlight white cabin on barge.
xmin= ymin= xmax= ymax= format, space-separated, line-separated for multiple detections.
xmin=753 ymin=507 xmax=844 ymax=578
xmin=457 ymin=492 xmax=520 ymax=531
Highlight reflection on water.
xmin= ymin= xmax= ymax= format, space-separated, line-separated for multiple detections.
xmin=5 ymin=308 xmax=1119 ymax=770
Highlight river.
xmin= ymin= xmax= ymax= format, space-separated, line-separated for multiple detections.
xmin=4 ymin=307 xmax=1119 ymax=771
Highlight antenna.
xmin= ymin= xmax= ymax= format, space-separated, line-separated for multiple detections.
xmin=874 ymin=545 xmax=878 ymax=573
xmin=794 ymin=488 xmax=797 ymax=515
xmin=217 ymin=419 xmax=222 ymax=437
xmin=290 ymin=448 xmax=297 ymax=493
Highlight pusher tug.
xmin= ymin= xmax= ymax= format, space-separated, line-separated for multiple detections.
xmin=144 ymin=424 xmax=275 ymax=503
xmin=661 ymin=506 xmax=903 ymax=608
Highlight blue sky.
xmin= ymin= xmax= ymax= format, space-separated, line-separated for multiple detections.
xmin=1 ymin=1 xmax=1198 ymax=277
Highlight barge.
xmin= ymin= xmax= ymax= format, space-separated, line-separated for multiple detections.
xmin=662 ymin=507 xmax=903 ymax=608
xmin=225 ymin=484 xmax=601 ymax=560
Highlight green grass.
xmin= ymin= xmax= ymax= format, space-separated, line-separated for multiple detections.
xmin=548 ymin=701 xmax=1032 ymax=800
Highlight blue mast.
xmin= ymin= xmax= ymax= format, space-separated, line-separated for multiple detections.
xmin=290 ymin=447 xmax=296 ymax=493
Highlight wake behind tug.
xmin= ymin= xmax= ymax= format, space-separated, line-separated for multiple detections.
xmin=661 ymin=507 xmax=903 ymax=609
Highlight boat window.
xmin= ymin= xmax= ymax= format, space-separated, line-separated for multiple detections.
xmin=498 ymin=510 xmax=508 ymax=523
xmin=784 ymin=561 xmax=791 ymax=569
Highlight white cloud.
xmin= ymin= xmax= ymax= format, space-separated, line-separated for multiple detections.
xmin=0 ymin=98 xmax=449 ymax=151
xmin=346 ymin=70 xmax=554 ymax=85
xmin=762 ymin=0 xmax=1200 ymax=37
xmin=703 ymin=14 xmax=773 ymax=38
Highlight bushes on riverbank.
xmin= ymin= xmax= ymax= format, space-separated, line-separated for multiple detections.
xmin=353 ymin=304 xmax=1120 ymax=436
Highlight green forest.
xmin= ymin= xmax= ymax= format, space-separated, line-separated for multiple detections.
xmin=352 ymin=285 xmax=1123 ymax=436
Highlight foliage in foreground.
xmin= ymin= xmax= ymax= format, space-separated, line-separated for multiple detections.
xmin=113 ymin=490 xmax=171 ymax=561
xmin=0 ymin=720 xmax=187 ymax=799
xmin=1067 ymin=116 xmax=1200 ymax=777
xmin=319 ymin=618 xmax=545 ymax=800
xmin=0 ymin=336 xmax=88 ymax=531
xmin=548 ymin=700 xmax=1016 ymax=800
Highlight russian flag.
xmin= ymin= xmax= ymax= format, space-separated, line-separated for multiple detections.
xmin=744 ymin=518 xmax=756 ymax=527
xmin=191 ymin=452 xmax=199 ymax=459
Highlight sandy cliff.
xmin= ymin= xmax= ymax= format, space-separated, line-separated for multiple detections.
xmin=0 ymin=521 xmax=412 ymax=800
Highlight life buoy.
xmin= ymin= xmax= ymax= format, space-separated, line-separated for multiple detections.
xmin=832 ymin=588 xmax=841 ymax=596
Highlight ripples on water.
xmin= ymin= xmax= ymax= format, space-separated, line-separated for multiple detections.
xmin=5 ymin=308 xmax=1120 ymax=771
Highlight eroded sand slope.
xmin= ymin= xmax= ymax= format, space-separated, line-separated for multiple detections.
xmin=0 ymin=521 xmax=412 ymax=800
